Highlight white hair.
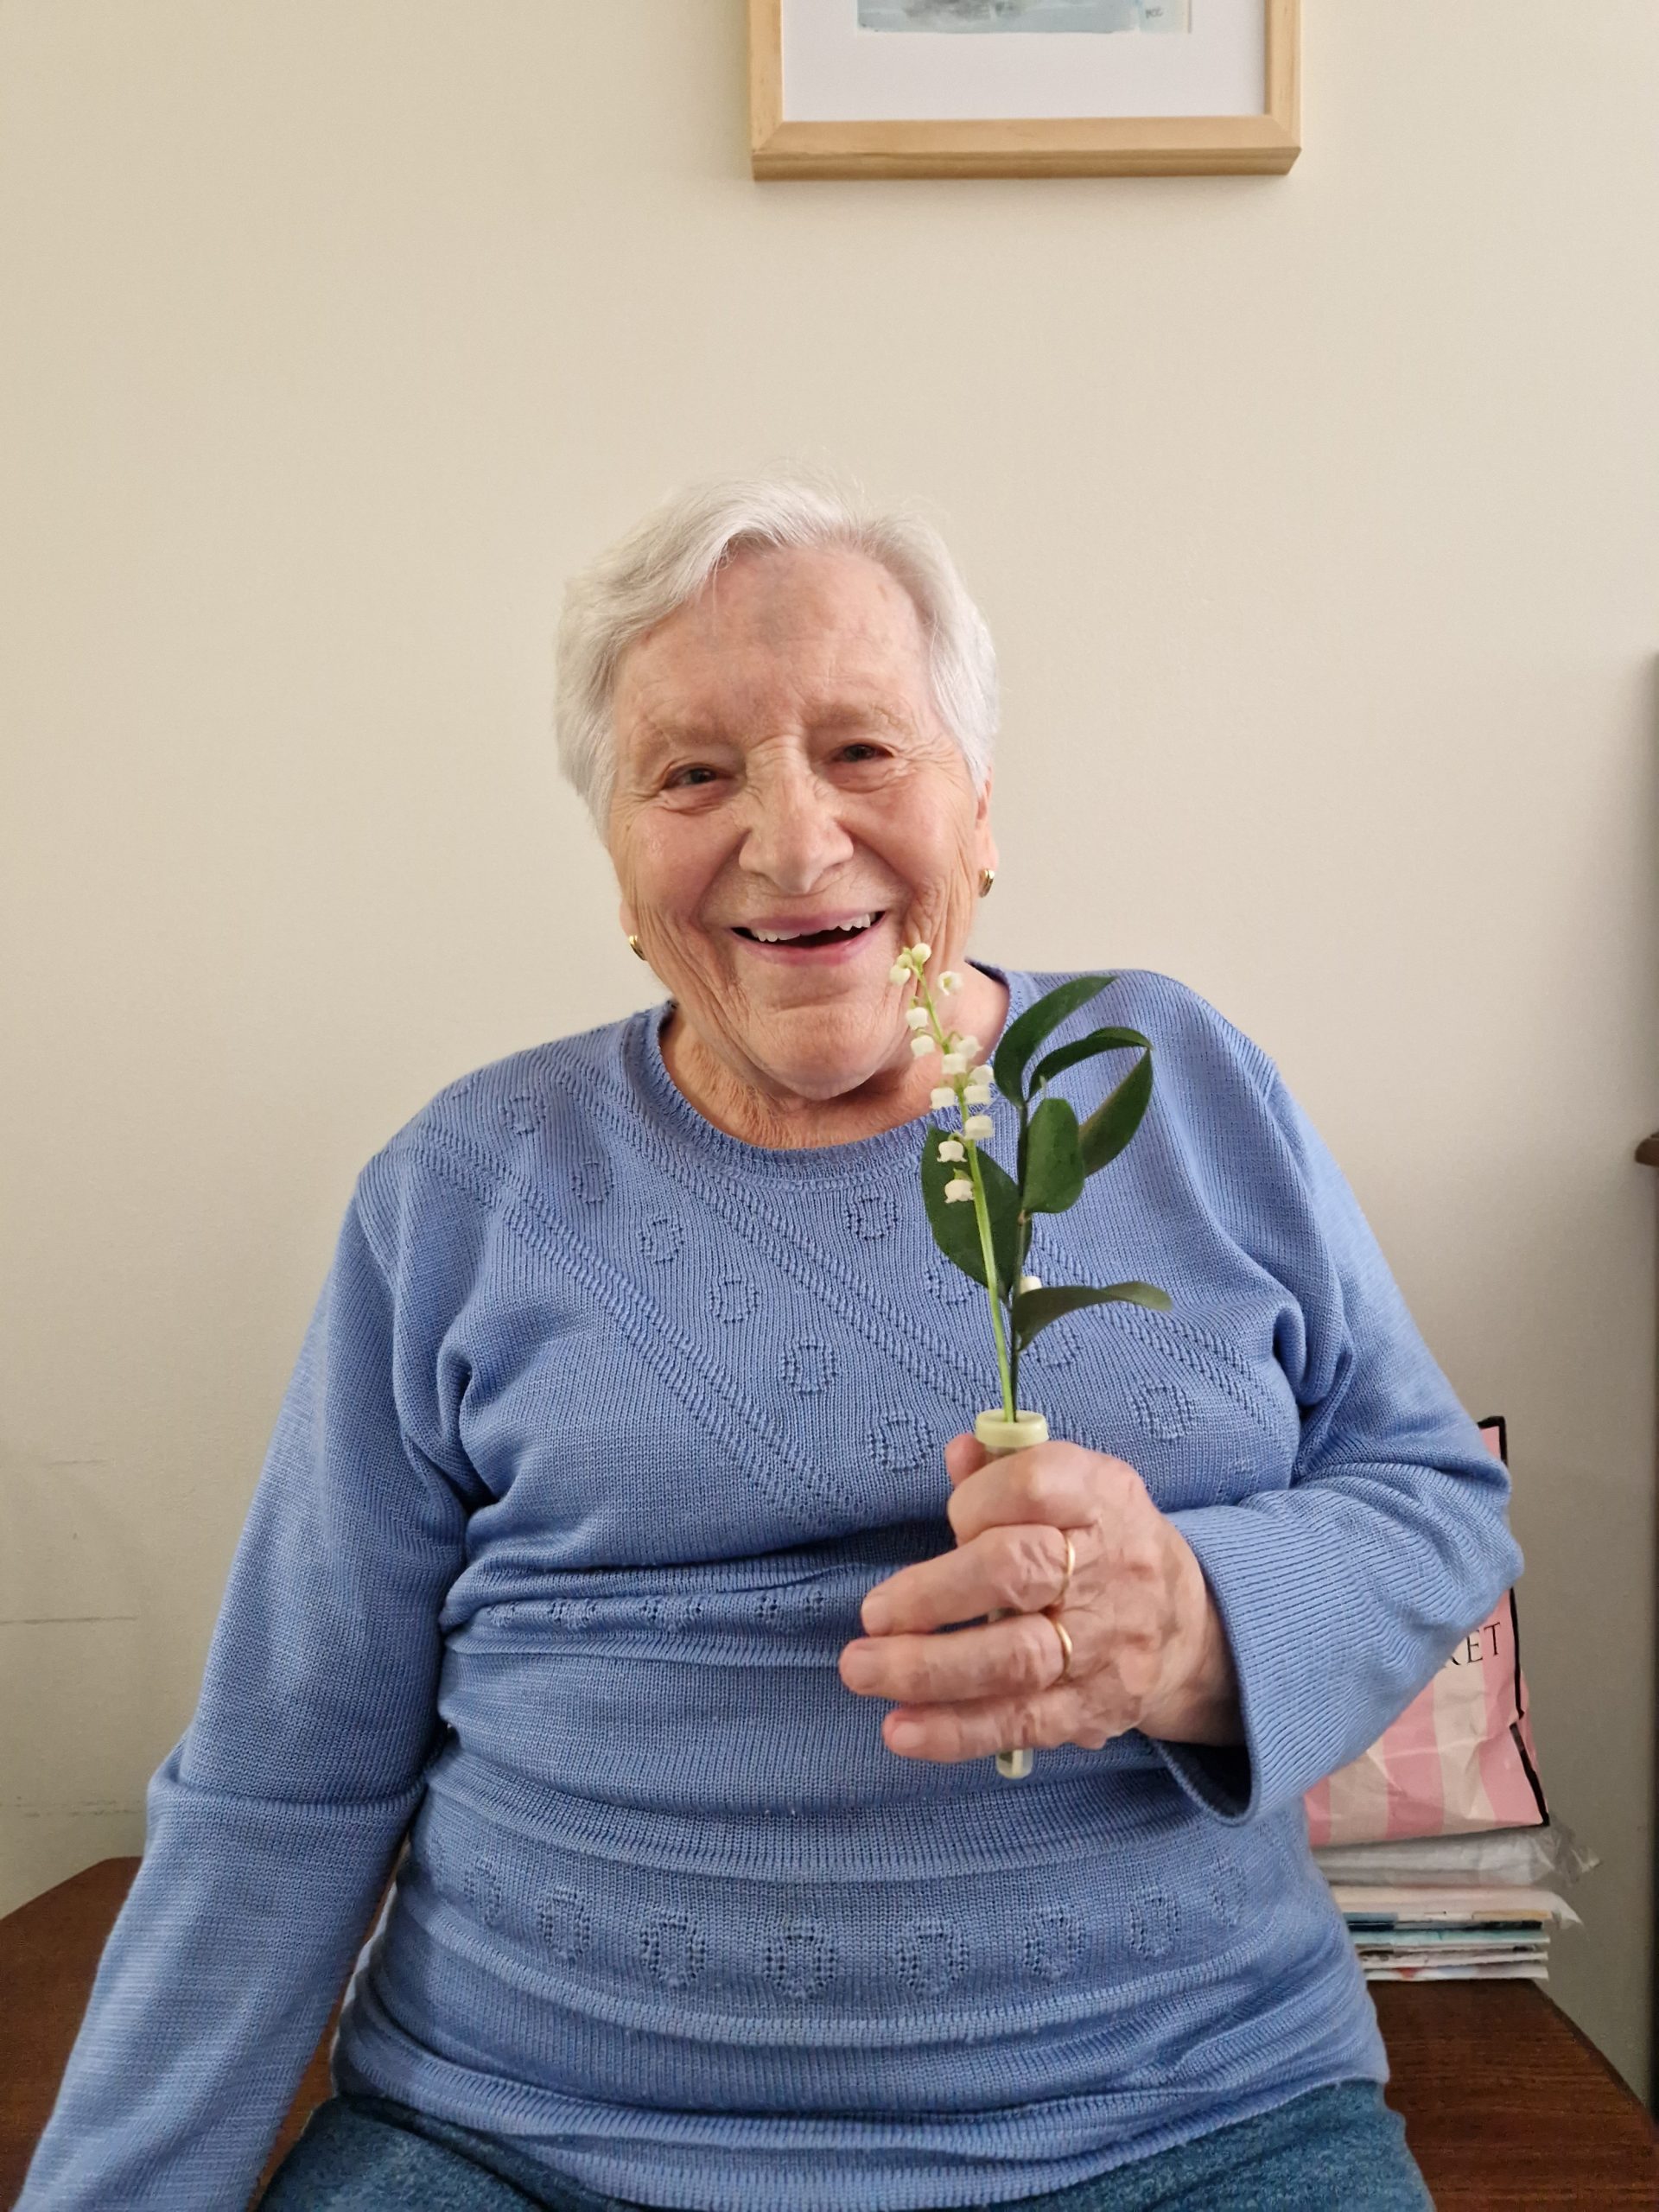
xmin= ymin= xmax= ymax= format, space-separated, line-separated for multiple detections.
xmin=554 ymin=471 xmax=999 ymax=830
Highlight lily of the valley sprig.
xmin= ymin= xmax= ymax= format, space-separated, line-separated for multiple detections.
xmin=892 ymin=944 xmax=1172 ymax=1421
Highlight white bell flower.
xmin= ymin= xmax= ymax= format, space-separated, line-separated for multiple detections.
xmin=930 ymin=1087 xmax=956 ymax=1110
xmin=938 ymin=1139 xmax=964 ymax=1162
xmin=907 ymin=941 xmax=931 ymax=964
xmin=955 ymin=1035 xmax=981 ymax=1058
xmin=1017 ymin=1274 xmax=1043 ymax=1294
xmin=940 ymin=1052 xmax=967 ymax=1076
xmin=905 ymin=1007 xmax=929 ymax=1031
xmin=963 ymin=1083 xmax=992 ymax=1106
xmin=944 ymin=1176 xmax=974 ymax=1204
xmin=971 ymin=1064 xmax=994 ymax=1086
xmin=938 ymin=970 xmax=963 ymax=994
xmin=963 ymin=1114 xmax=995 ymax=1140
xmin=889 ymin=961 xmax=911 ymax=985
xmin=909 ymin=1034 xmax=933 ymax=1058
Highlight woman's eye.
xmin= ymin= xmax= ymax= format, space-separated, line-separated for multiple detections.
xmin=665 ymin=764 xmax=720 ymax=789
xmin=836 ymin=742 xmax=887 ymax=765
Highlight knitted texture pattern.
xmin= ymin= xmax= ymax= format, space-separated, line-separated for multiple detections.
xmin=21 ymin=969 xmax=1521 ymax=2212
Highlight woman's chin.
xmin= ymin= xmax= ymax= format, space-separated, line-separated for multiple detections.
xmin=753 ymin=1054 xmax=885 ymax=1105
xmin=744 ymin=1020 xmax=909 ymax=1106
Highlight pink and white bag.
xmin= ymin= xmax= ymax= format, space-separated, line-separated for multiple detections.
xmin=1303 ymin=1418 xmax=1548 ymax=1847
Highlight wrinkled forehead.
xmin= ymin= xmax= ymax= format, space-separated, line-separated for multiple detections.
xmin=613 ymin=544 xmax=936 ymax=746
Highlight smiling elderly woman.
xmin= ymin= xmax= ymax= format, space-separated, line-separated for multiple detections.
xmin=23 ymin=476 xmax=1518 ymax=2212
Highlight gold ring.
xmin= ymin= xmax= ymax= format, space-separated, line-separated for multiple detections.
xmin=1046 ymin=1611 xmax=1074 ymax=1686
xmin=1053 ymin=1529 xmax=1076 ymax=1610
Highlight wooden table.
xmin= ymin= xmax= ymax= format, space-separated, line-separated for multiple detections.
xmin=4 ymin=1859 xmax=1656 ymax=2209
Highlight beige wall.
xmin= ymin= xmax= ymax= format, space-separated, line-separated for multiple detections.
xmin=3 ymin=0 xmax=1655 ymax=2096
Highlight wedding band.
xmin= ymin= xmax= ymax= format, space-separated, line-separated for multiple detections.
xmin=1046 ymin=1611 xmax=1074 ymax=1686
xmin=1053 ymin=1529 xmax=1076 ymax=1609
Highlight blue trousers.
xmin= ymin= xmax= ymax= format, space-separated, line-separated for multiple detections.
xmin=260 ymin=2082 xmax=1434 ymax=2210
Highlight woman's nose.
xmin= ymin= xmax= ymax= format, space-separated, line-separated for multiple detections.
xmin=738 ymin=767 xmax=855 ymax=894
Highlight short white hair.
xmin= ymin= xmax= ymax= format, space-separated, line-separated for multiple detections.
xmin=554 ymin=471 xmax=999 ymax=830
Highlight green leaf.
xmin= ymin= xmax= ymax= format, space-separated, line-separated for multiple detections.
xmin=1028 ymin=1024 xmax=1150 ymax=1093
xmin=975 ymin=1147 xmax=1022 ymax=1293
xmin=992 ymin=975 xmax=1113 ymax=1104
xmin=1078 ymin=1046 xmax=1154 ymax=1174
xmin=1022 ymin=1096 xmax=1085 ymax=1215
xmin=1011 ymin=1280 xmax=1173 ymax=1351
xmin=920 ymin=1128 xmax=1020 ymax=1293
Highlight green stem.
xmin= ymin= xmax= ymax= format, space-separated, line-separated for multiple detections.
xmin=965 ymin=1141 xmax=1015 ymax=1420
xmin=1009 ymin=1096 xmax=1032 ymax=1418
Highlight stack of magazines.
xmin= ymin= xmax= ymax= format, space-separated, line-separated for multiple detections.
xmin=1315 ymin=1827 xmax=1591 ymax=1983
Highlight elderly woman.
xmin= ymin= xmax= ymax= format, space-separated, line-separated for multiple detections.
xmin=23 ymin=475 xmax=1516 ymax=2212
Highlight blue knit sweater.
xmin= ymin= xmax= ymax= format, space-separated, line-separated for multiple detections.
xmin=21 ymin=968 xmax=1520 ymax=2212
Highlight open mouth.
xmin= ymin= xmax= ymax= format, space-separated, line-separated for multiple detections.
xmin=732 ymin=911 xmax=886 ymax=950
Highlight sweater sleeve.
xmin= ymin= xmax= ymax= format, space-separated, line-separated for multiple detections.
xmin=17 ymin=1170 xmax=474 ymax=2211
xmin=1152 ymin=1065 xmax=1522 ymax=1827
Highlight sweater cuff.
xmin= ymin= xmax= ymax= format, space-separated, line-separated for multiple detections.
xmin=1154 ymin=1738 xmax=1255 ymax=1822
xmin=1151 ymin=1503 xmax=1311 ymax=1825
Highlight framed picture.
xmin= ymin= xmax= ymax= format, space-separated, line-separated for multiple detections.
xmin=749 ymin=0 xmax=1300 ymax=180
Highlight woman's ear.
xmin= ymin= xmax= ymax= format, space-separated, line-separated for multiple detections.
xmin=975 ymin=772 xmax=997 ymax=877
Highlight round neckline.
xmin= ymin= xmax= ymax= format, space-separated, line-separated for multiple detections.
xmin=631 ymin=961 xmax=1035 ymax=1184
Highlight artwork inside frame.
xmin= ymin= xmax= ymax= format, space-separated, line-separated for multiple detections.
xmin=858 ymin=3 xmax=1193 ymax=33
xmin=749 ymin=0 xmax=1300 ymax=180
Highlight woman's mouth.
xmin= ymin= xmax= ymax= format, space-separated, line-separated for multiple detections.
xmin=731 ymin=910 xmax=887 ymax=959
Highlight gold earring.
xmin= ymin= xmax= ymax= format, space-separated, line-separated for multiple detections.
xmin=628 ymin=934 xmax=646 ymax=961
xmin=979 ymin=868 xmax=996 ymax=899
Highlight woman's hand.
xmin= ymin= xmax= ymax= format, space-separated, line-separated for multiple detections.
xmin=838 ymin=1435 xmax=1243 ymax=1763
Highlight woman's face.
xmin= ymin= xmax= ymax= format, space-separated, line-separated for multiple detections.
xmin=607 ymin=544 xmax=996 ymax=1108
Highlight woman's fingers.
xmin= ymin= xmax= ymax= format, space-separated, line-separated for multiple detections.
xmin=840 ymin=1609 xmax=1067 ymax=1707
xmin=880 ymin=1686 xmax=1092 ymax=1764
xmin=842 ymin=1440 xmax=1213 ymax=1764
xmin=945 ymin=1439 xmax=1144 ymax=1546
xmin=845 ymin=1439 xmax=1240 ymax=1760
xmin=942 ymin=1433 xmax=989 ymax=1487
xmin=860 ymin=1520 xmax=1074 ymax=1635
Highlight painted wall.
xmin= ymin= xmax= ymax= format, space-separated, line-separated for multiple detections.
xmin=3 ymin=0 xmax=1654 ymax=2094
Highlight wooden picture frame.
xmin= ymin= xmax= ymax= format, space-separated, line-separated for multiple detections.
xmin=750 ymin=0 xmax=1300 ymax=180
